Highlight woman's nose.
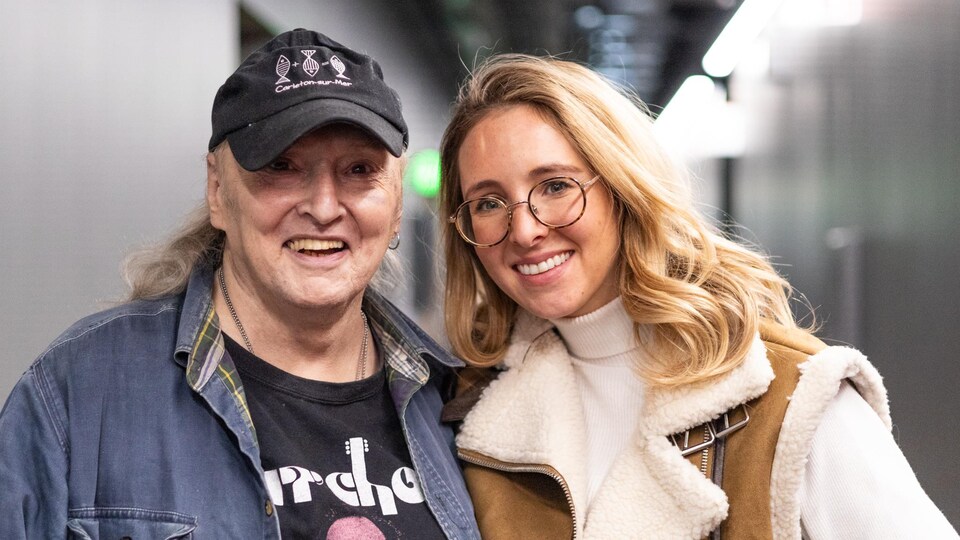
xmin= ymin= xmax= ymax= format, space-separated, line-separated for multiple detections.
xmin=507 ymin=202 xmax=549 ymax=247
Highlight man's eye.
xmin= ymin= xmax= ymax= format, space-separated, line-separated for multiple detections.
xmin=349 ymin=163 xmax=373 ymax=175
xmin=267 ymin=159 xmax=292 ymax=172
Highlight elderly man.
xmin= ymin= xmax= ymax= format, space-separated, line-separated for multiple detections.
xmin=0 ymin=29 xmax=480 ymax=539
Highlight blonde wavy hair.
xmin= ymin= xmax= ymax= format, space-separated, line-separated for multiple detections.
xmin=439 ymin=54 xmax=804 ymax=387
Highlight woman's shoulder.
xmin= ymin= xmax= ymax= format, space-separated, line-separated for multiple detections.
xmin=758 ymin=320 xmax=826 ymax=358
xmin=440 ymin=366 xmax=500 ymax=424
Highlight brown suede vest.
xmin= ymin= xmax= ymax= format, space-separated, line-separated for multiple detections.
xmin=443 ymin=323 xmax=826 ymax=539
xmin=695 ymin=322 xmax=826 ymax=539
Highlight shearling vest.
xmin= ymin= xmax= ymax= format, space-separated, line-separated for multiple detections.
xmin=443 ymin=317 xmax=890 ymax=540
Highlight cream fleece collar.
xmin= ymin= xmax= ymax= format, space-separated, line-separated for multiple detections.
xmin=476 ymin=307 xmax=775 ymax=436
xmin=457 ymin=309 xmax=774 ymax=538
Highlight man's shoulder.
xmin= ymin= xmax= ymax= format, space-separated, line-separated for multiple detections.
xmin=8 ymin=295 xmax=189 ymax=420
xmin=51 ymin=297 xmax=181 ymax=346
xmin=36 ymin=296 xmax=184 ymax=370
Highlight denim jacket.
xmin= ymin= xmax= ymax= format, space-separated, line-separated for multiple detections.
xmin=0 ymin=265 xmax=480 ymax=539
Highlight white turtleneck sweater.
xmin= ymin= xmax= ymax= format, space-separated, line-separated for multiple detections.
xmin=550 ymin=297 xmax=957 ymax=538
xmin=551 ymin=297 xmax=646 ymax=506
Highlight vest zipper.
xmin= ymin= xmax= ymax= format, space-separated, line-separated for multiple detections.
xmin=458 ymin=448 xmax=579 ymax=539
xmin=699 ymin=424 xmax=711 ymax=476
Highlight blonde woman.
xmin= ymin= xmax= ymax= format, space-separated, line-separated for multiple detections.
xmin=439 ymin=54 xmax=956 ymax=539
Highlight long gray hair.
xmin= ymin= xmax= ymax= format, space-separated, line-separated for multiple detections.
xmin=122 ymin=203 xmax=224 ymax=301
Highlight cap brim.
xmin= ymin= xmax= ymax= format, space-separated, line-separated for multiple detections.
xmin=226 ymin=98 xmax=405 ymax=171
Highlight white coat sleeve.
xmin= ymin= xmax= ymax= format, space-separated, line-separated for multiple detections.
xmin=799 ymin=382 xmax=958 ymax=539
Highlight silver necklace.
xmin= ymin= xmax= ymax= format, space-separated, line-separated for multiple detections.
xmin=216 ymin=267 xmax=370 ymax=380
xmin=218 ymin=266 xmax=253 ymax=353
xmin=354 ymin=311 xmax=369 ymax=381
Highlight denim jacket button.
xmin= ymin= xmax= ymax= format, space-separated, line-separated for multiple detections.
xmin=265 ymin=499 xmax=274 ymax=516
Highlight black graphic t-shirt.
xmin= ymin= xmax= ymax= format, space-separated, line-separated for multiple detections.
xmin=225 ymin=333 xmax=446 ymax=540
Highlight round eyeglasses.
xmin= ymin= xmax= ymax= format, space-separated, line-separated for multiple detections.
xmin=449 ymin=175 xmax=601 ymax=247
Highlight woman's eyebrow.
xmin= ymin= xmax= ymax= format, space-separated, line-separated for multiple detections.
xmin=463 ymin=179 xmax=503 ymax=198
xmin=528 ymin=163 xmax=584 ymax=177
xmin=463 ymin=164 xmax=587 ymax=198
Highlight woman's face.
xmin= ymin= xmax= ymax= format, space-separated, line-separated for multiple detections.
xmin=456 ymin=104 xmax=621 ymax=320
xmin=208 ymin=124 xmax=401 ymax=316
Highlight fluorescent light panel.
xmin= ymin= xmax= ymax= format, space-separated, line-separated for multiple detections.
xmin=702 ymin=0 xmax=786 ymax=78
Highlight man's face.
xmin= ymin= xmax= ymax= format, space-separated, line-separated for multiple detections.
xmin=207 ymin=124 xmax=402 ymax=316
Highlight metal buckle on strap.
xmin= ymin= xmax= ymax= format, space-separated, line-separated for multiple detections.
xmin=669 ymin=404 xmax=751 ymax=457
xmin=713 ymin=404 xmax=750 ymax=438
xmin=670 ymin=424 xmax=716 ymax=457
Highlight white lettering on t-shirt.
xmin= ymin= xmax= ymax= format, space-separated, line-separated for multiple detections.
xmin=263 ymin=436 xmax=427 ymax=516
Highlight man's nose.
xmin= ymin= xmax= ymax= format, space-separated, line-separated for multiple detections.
xmin=297 ymin=174 xmax=343 ymax=223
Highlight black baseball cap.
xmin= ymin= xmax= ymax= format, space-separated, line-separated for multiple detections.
xmin=209 ymin=29 xmax=408 ymax=171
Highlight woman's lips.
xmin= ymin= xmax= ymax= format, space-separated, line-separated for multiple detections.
xmin=515 ymin=251 xmax=572 ymax=276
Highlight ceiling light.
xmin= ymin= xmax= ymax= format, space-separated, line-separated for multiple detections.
xmin=702 ymin=0 xmax=786 ymax=78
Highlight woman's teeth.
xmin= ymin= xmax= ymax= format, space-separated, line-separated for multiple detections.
xmin=285 ymin=239 xmax=344 ymax=254
xmin=516 ymin=252 xmax=571 ymax=276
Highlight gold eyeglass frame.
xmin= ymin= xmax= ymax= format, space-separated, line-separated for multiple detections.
xmin=449 ymin=175 xmax=601 ymax=247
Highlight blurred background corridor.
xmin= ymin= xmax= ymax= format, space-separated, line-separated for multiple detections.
xmin=2 ymin=0 xmax=957 ymax=528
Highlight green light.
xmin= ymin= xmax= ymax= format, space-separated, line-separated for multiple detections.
xmin=405 ymin=149 xmax=442 ymax=198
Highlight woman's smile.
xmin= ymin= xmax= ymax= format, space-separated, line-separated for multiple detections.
xmin=515 ymin=251 xmax=572 ymax=276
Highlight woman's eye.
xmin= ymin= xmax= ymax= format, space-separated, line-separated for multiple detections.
xmin=537 ymin=178 xmax=576 ymax=198
xmin=472 ymin=198 xmax=504 ymax=214
xmin=546 ymin=180 xmax=572 ymax=193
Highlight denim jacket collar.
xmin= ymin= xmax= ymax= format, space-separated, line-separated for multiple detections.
xmin=172 ymin=264 xmax=463 ymax=391
xmin=174 ymin=264 xmax=224 ymax=389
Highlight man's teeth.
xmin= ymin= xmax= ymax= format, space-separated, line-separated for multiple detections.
xmin=286 ymin=239 xmax=344 ymax=252
xmin=516 ymin=252 xmax=571 ymax=276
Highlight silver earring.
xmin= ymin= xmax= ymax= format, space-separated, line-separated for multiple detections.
xmin=388 ymin=232 xmax=400 ymax=250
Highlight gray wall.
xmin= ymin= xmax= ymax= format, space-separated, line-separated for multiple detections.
xmin=725 ymin=0 xmax=959 ymax=526
xmin=0 ymin=0 xmax=453 ymax=401
xmin=0 ymin=0 xmax=236 ymax=400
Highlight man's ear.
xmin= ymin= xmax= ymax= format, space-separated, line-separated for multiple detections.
xmin=207 ymin=151 xmax=226 ymax=231
xmin=393 ymin=161 xmax=404 ymax=228
xmin=393 ymin=202 xmax=403 ymax=230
